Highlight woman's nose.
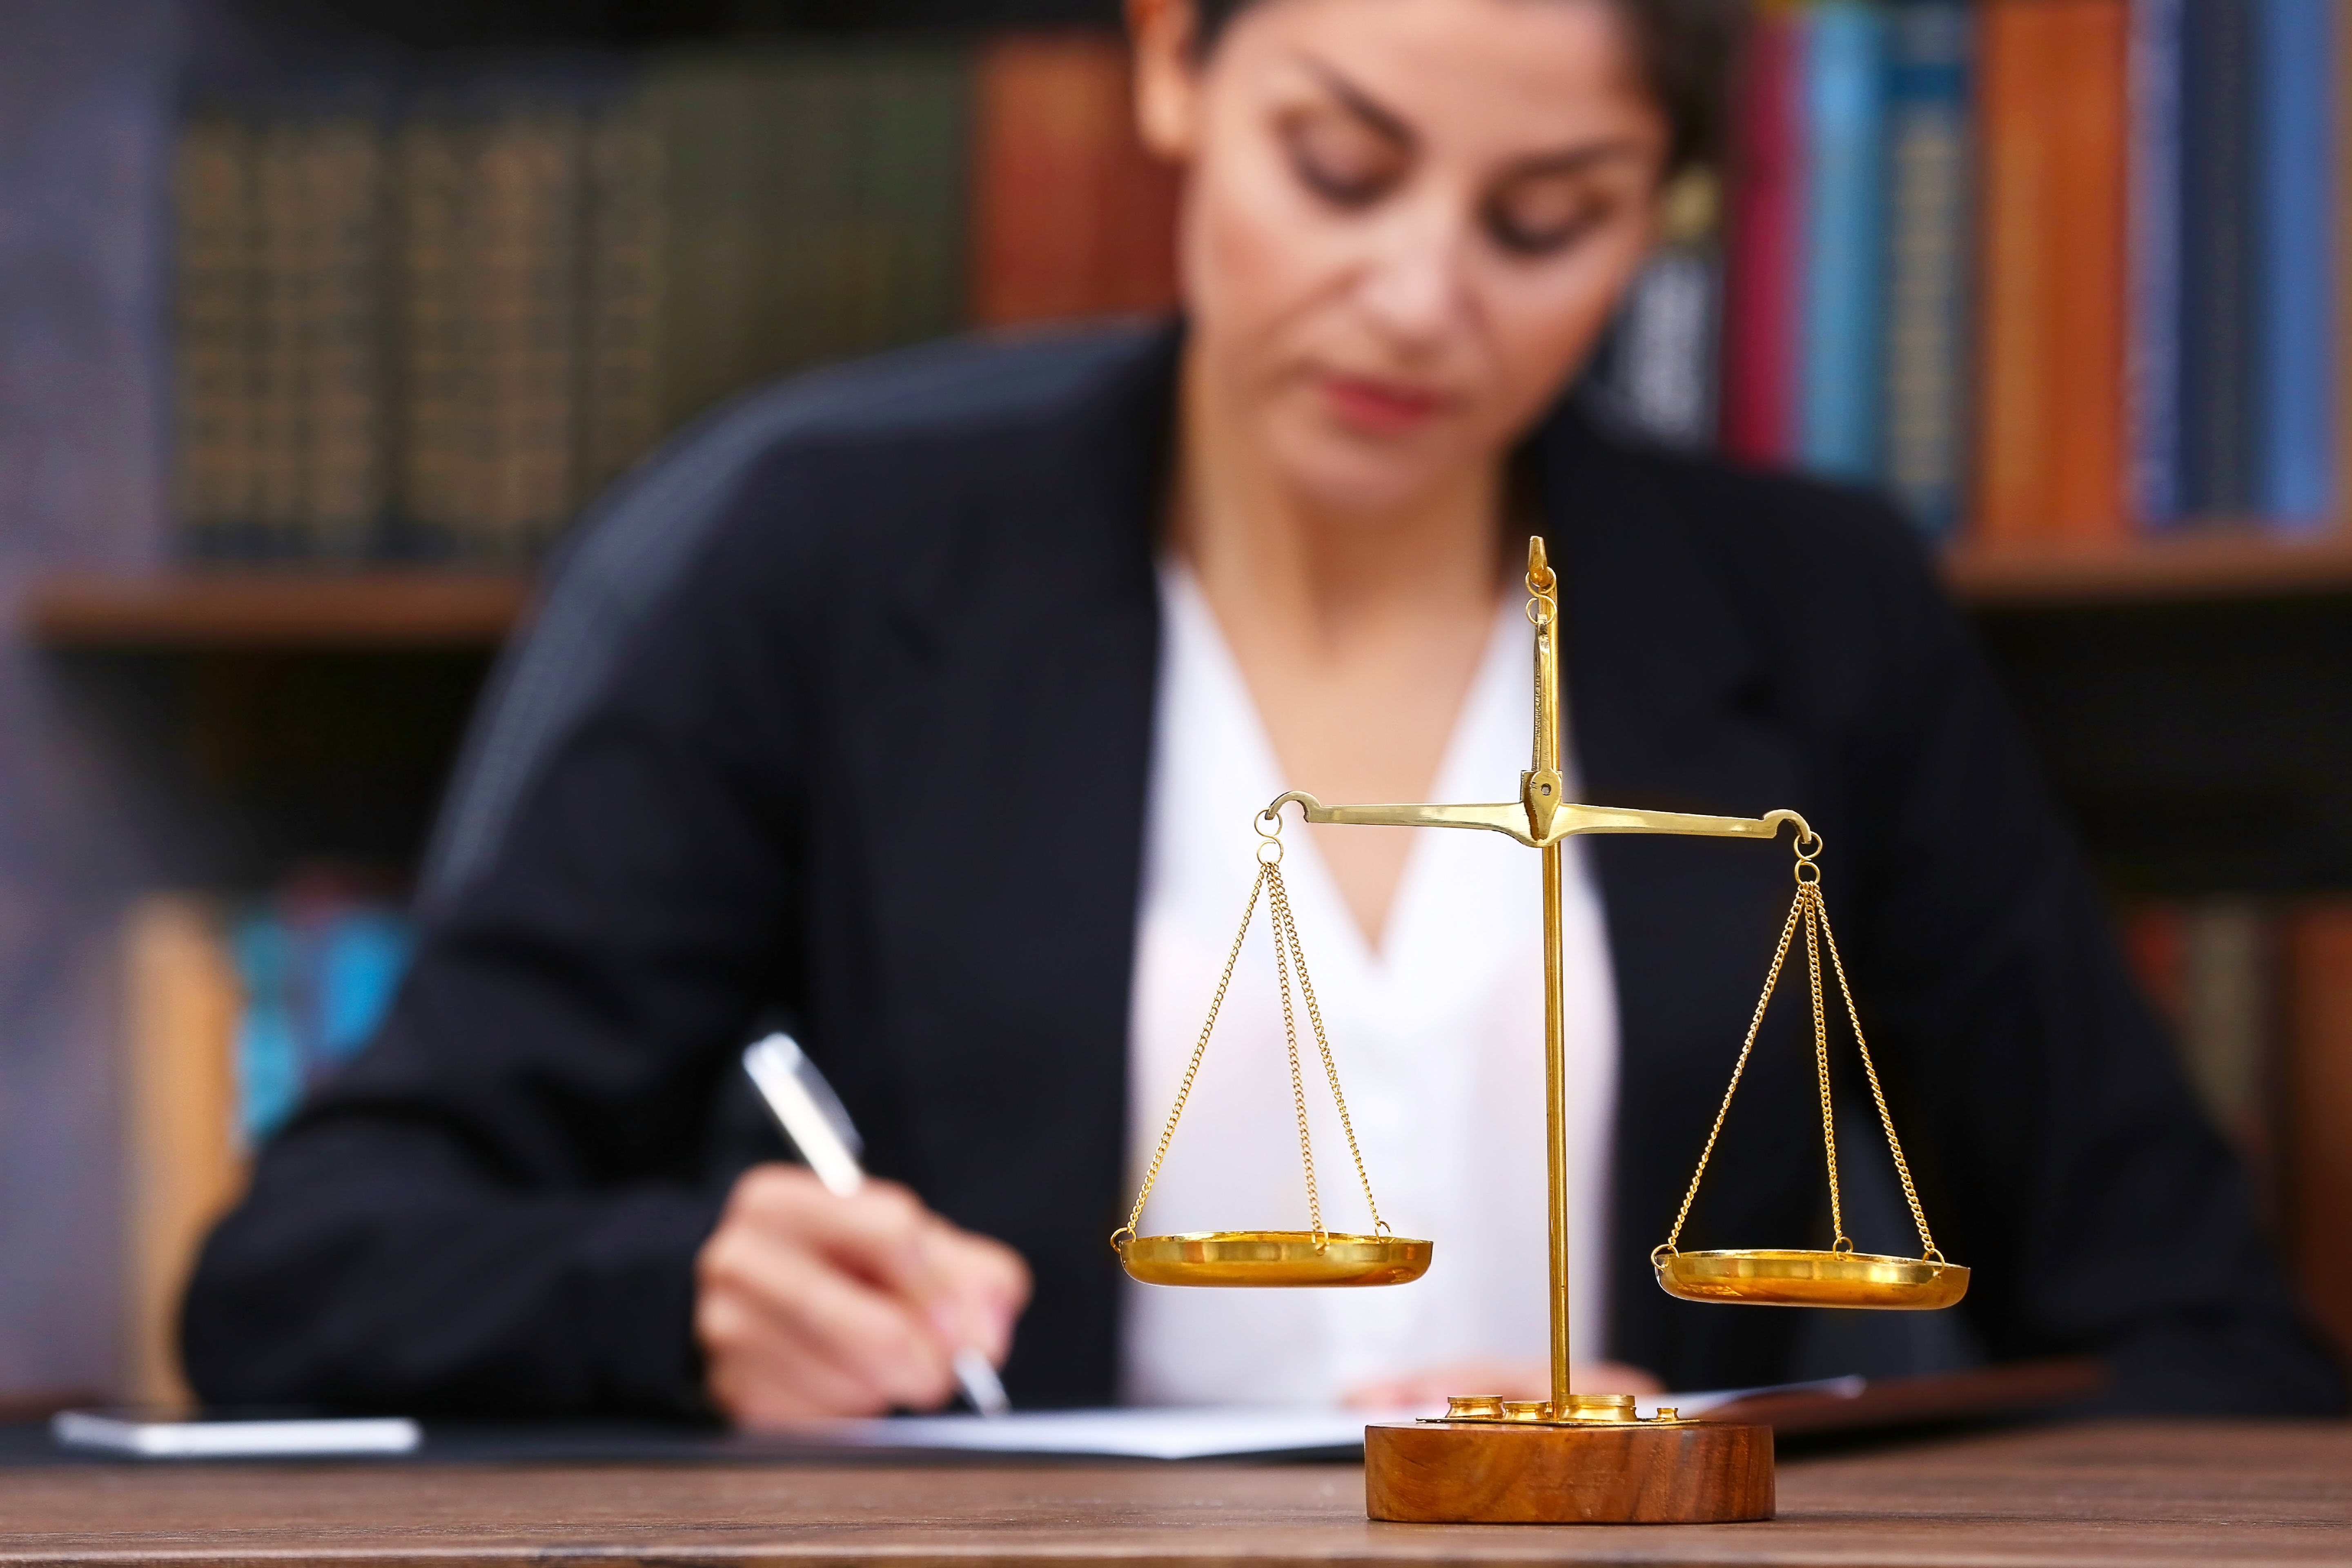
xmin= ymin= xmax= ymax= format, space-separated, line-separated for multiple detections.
xmin=1354 ymin=202 xmax=1472 ymax=352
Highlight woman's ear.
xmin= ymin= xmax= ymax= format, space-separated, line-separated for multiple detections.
xmin=1129 ymin=0 xmax=1203 ymax=162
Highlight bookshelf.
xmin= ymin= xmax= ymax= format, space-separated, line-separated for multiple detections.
xmin=1946 ymin=532 xmax=2352 ymax=610
xmin=20 ymin=535 xmax=2352 ymax=658
xmin=25 ymin=573 xmax=531 ymax=650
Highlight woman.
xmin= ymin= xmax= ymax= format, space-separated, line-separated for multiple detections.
xmin=185 ymin=0 xmax=2339 ymax=1423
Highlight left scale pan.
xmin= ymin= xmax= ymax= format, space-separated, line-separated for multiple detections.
xmin=1118 ymin=1229 xmax=1432 ymax=1287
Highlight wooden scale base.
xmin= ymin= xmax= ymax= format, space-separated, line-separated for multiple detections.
xmin=1364 ymin=1397 xmax=1773 ymax=1525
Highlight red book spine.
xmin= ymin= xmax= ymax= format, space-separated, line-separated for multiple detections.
xmin=970 ymin=31 xmax=1179 ymax=327
xmin=1720 ymin=9 xmax=1804 ymax=464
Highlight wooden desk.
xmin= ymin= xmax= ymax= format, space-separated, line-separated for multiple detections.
xmin=0 ymin=1420 xmax=2343 ymax=1566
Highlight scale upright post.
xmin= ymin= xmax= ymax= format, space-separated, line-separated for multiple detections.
xmin=1526 ymin=544 xmax=1575 ymax=1418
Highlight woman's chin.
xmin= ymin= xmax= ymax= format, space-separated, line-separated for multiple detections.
xmin=1264 ymin=430 xmax=1478 ymax=526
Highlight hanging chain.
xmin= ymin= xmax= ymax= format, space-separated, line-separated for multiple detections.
xmin=1113 ymin=809 xmax=1388 ymax=1250
xmin=1267 ymin=867 xmax=1387 ymax=1239
xmin=1265 ymin=857 xmax=1327 ymax=1243
xmin=1656 ymin=831 xmax=1942 ymax=1265
xmin=1799 ymin=855 xmax=1852 ymax=1252
xmin=1814 ymin=895 xmax=1941 ymax=1261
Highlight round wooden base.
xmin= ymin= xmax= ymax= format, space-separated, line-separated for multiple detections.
xmin=1364 ymin=1420 xmax=1774 ymax=1525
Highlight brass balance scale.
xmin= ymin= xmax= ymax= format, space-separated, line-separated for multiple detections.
xmin=1110 ymin=537 xmax=1967 ymax=1525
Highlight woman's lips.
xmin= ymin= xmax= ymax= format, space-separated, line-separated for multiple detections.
xmin=1318 ymin=371 xmax=1451 ymax=434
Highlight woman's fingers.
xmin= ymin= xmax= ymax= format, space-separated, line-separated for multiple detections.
xmin=695 ymin=1163 xmax=1034 ymax=1425
xmin=708 ymin=1218 xmax=956 ymax=1405
xmin=725 ymin=1167 xmax=938 ymax=1298
xmin=918 ymin=1223 xmax=1033 ymax=1362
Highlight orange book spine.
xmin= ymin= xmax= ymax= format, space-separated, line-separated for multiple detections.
xmin=1973 ymin=0 xmax=2055 ymax=542
xmin=2039 ymin=0 xmax=2130 ymax=541
xmin=1973 ymin=0 xmax=2129 ymax=544
xmin=2285 ymin=899 xmax=2352 ymax=1363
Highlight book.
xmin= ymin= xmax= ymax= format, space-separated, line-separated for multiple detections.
xmin=2253 ymin=0 xmax=2336 ymax=531
xmin=227 ymin=886 xmax=416 ymax=1144
xmin=581 ymin=105 xmax=664 ymax=503
xmin=468 ymin=100 xmax=588 ymax=562
xmin=299 ymin=111 xmax=391 ymax=560
xmin=222 ymin=102 xmax=394 ymax=563
xmin=2181 ymin=0 xmax=2258 ymax=518
xmin=2127 ymin=0 xmax=2185 ymax=529
xmin=648 ymin=45 xmax=967 ymax=433
xmin=969 ymin=30 xmax=1179 ymax=327
xmin=248 ymin=119 xmax=309 ymax=557
xmin=2337 ymin=0 xmax=2352 ymax=532
xmin=1973 ymin=0 xmax=2130 ymax=544
xmin=2283 ymin=900 xmax=2352 ymax=1361
xmin=394 ymin=109 xmax=468 ymax=557
xmin=1719 ymin=5 xmax=1804 ymax=466
xmin=1881 ymin=0 xmax=1974 ymax=536
xmin=1594 ymin=243 xmax=1722 ymax=450
xmin=2117 ymin=896 xmax=2279 ymax=1220
xmin=2179 ymin=899 xmax=2277 ymax=1200
xmin=120 ymin=897 xmax=245 ymax=1410
xmin=172 ymin=116 xmax=260 ymax=560
xmin=1797 ymin=0 xmax=1888 ymax=482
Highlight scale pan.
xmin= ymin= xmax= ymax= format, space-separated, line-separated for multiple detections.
xmin=1654 ymin=1248 xmax=1968 ymax=1309
xmin=1119 ymin=1230 xmax=1431 ymax=1287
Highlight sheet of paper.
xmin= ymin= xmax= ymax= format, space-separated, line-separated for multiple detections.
xmin=53 ymin=1411 xmax=423 ymax=1458
xmin=823 ymin=1406 xmax=1421 ymax=1460
xmin=807 ymin=1378 xmax=1868 ymax=1461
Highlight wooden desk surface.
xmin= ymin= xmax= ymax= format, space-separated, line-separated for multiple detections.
xmin=0 ymin=1419 xmax=2343 ymax=1566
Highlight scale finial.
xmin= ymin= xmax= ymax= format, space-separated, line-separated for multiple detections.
xmin=1526 ymin=535 xmax=1555 ymax=594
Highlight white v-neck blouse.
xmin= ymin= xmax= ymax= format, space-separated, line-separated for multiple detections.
xmin=1120 ymin=566 xmax=1623 ymax=1407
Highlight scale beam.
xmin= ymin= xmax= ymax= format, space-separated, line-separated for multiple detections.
xmin=1270 ymin=791 xmax=1813 ymax=852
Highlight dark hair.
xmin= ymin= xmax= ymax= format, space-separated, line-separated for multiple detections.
xmin=1189 ymin=0 xmax=1748 ymax=175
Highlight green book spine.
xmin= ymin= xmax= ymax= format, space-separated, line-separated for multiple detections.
xmin=396 ymin=112 xmax=467 ymax=557
xmin=297 ymin=113 xmax=390 ymax=560
xmin=172 ymin=116 xmax=259 ymax=559
xmin=583 ymin=92 xmax=664 ymax=497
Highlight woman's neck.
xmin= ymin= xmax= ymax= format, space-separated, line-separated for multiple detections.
xmin=1169 ymin=345 xmax=1510 ymax=947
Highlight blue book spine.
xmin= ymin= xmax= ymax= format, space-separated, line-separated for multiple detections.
xmin=1798 ymin=0 xmax=1889 ymax=481
xmin=2255 ymin=0 xmax=2335 ymax=529
xmin=1881 ymin=0 xmax=1973 ymax=536
xmin=230 ymin=912 xmax=303 ymax=1145
xmin=2182 ymin=0 xmax=2258 ymax=517
xmin=2128 ymin=0 xmax=2185 ymax=529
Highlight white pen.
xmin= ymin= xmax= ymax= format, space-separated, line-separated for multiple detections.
xmin=741 ymin=1033 xmax=1012 ymax=1417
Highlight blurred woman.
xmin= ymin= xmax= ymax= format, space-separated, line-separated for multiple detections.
xmin=186 ymin=0 xmax=2340 ymax=1423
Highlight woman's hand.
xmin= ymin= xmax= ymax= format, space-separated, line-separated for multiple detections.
xmin=1343 ymin=1358 xmax=1664 ymax=1410
xmin=695 ymin=1164 xmax=1031 ymax=1426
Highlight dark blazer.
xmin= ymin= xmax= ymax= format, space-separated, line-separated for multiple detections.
xmin=184 ymin=324 xmax=2342 ymax=1418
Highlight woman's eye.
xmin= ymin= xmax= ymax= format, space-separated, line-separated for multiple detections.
xmin=1283 ymin=116 xmax=1403 ymax=207
xmin=1486 ymin=179 xmax=1612 ymax=256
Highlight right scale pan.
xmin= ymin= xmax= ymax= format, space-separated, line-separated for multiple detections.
xmin=1655 ymin=1248 xmax=1971 ymax=1310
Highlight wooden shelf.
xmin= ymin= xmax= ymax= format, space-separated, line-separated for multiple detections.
xmin=18 ymin=535 xmax=2352 ymax=653
xmin=1944 ymin=531 xmax=2352 ymax=609
xmin=21 ymin=572 xmax=531 ymax=649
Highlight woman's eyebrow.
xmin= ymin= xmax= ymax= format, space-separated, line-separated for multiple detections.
xmin=1291 ymin=54 xmax=1416 ymax=148
xmin=1501 ymin=141 xmax=1653 ymax=180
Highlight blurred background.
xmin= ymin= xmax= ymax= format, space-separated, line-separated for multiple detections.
xmin=1 ymin=0 xmax=2348 ymax=1411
